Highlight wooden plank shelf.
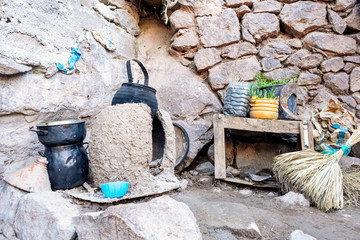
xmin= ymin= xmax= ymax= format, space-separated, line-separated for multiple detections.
xmin=213 ymin=114 xmax=314 ymax=186
xmin=223 ymin=178 xmax=280 ymax=189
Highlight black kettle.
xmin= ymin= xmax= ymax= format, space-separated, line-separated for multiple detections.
xmin=112 ymin=59 xmax=158 ymax=118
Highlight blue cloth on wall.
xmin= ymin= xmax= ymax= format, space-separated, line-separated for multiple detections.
xmin=56 ymin=46 xmax=81 ymax=74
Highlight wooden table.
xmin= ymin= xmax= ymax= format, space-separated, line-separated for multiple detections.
xmin=213 ymin=114 xmax=314 ymax=186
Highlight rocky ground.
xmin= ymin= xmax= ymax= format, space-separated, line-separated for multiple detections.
xmin=1 ymin=0 xmax=360 ymax=239
xmin=171 ymin=174 xmax=360 ymax=240
xmin=1 ymin=168 xmax=359 ymax=240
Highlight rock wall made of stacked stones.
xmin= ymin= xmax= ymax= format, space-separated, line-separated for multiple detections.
xmin=1 ymin=0 xmax=359 ymax=178
xmin=168 ymin=0 xmax=360 ymax=117
xmin=0 ymin=0 xmax=139 ymax=179
xmin=0 ymin=0 xmax=223 ymax=178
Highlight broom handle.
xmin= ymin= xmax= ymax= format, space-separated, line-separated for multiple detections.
xmin=303 ymin=121 xmax=309 ymax=149
xmin=332 ymin=128 xmax=360 ymax=161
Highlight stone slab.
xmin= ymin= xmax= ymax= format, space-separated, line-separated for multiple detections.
xmin=65 ymin=181 xmax=180 ymax=203
xmin=76 ymin=195 xmax=202 ymax=240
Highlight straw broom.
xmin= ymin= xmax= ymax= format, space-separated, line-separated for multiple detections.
xmin=343 ymin=169 xmax=360 ymax=206
xmin=273 ymin=129 xmax=360 ymax=212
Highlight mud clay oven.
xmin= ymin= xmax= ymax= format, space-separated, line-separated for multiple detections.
xmin=88 ymin=103 xmax=180 ymax=200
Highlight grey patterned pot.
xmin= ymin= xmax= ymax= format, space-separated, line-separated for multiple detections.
xmin=223 ymin=82 xmax=251 ymax=117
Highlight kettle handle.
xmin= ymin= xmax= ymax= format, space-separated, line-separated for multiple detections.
xmin=29 ymin=126 xmax=48 ymax=136
xmin=126 ymin=59 xmax=149 ymax=86
xmin=38 ymin=151 xmax=46 ymax=158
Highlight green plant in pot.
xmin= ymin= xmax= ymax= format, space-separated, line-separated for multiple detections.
xmin=252 ymin=72 xmax=297 ymax=119
xmin=250 ymin=82 xmax=279 ymax=120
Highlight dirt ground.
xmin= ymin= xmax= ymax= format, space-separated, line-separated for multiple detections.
xmin=171 ymin=175 xmax=360 ymax=240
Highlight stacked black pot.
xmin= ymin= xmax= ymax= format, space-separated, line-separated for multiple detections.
xmin=111 ymin=59 xmax=158 ymax=118
xmin=30 ymin=120 xmax=89 ymax=189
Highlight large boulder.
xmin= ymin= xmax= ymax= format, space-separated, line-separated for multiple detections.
xmin=138 ymin=17 xmax=222 ymax=170
xmin=259 ymin=42 xmax=293 ymax=61
xmin=340 ymin=156 xmax=360 ymax=169
xmin=303 ymin=32 xmax=357 ymax=56
xmin=113 ymin=9 xmax=140 ymax=36
xmin=76 ymin=196 xmax=202 ymax=240
xmin=323 ymin=72 xmax=350 ymax=95
xmin=277 ymin=0 xmax=298 ymax=2
xmin=0 ymin=55 xmax=32 ymax=75
xmin=279 ymin=1 xmax=327 ymax=38
xmin=194 ymin=48 xmax=222 ymax=72
xmin=225 ymin=0 xmax=260 ymax=7
xmin=261 ymin=58 xmax=282 ymax=72
xmin=157 ymin=77 xmax=222 ymax=169
xmin=242 ymin=13 xmax=280 ymax=43
xmin=345 ymin=4 xmax=360 ymax=31
xmin=253 ymin=0 xmax=283 ymax=14
xmin=14 ymin=191 xmax=80 ymax=240
xmin=208 ymin=56 xmax=262 ymax=89
xmin=169 ymin=9 xmax=196 ymax=31
xmin=180 ymin=0 xmax=222 ymax=17
xmin=353 ymin=92 xmax=360 ymax=103
xmin=276 ymin=192 xmax=310 ymax=208
xmin=338 ymin=95 xmax=357 ymax=109
xmin=350 ymin=67 xmax=360 ymax=92
xmin=285 ymin=49 xmax=323 ymax=70
xmin=241 ymin=24 xmax=256 ymax=44
xmin=264 ymin=66 xmax=300 ymax=81
xmin=328 ymin=9 xmax=347 ymax=34
xmin=344 ymin=55 xmax=360 ymax=64
xmin=297 ymin=72 xmax=322 ymax=85
xmin=94 ymin=2 xmax=140 ymax=36
xmin=310 ymin=86 xmax=338 ymax=110
xmin=332 ymin=0 xmax=357 ymax=12
xmin=320 ymin=57 xmax=345 ymax=73
xmin=0 ymin=0 xmax=137 ymax=179
xmin=171 ymin=28 xmax=199 ymax=51
xmin=221 ymin=42 xmax=258 ymax=59
xmin=172 ymin=190 xmax=262 ymax=239
xmin=288 ymin=230 xmax=317 ymax=240
xmin=0 ymin=0 xmax=135 ymax=68
xmin=96 ymin=0 xmax=139 ymax=22
xmin=197 ymin=8 xmax=240 ymax=47
xmin=286 ymin=38 xmax=302 ymax=49
xmin=0 ymin=181 xmax=27 ymax=238
xmin=236 ymin=5 xmax=251 ymax=18
xmin=344 ymin=62 xmax=356 ymax=73
xmin=195 ymin=161 xmax=215 ymax=175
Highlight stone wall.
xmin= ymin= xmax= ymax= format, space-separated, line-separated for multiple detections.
xmin=0 ymin=0 xmax=138 ymax=178
xmin=0 ymin=0 xmax=223 ymax=176
xmin=1 ymin=0 xmax=359 ymax=177
xmin=168 ymin=0 xmax=360 ymax=116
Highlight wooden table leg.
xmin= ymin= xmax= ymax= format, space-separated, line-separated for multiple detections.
xmin=307 ymin=121 xmax=314 ymax=150
xmin=299 ymin=121 xmax=306 ymax=150
xmin=299 ymin=121 xmax=314 ymax=150
xmin=213 ymin=114 xmax=226 ymax=179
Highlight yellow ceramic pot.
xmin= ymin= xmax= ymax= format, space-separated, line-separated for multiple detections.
xmin=249 ymin=98 xmax=279 ymax=119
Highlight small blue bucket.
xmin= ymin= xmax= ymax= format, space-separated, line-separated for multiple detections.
xmin=101 ymin=181 xmax=129 ymax=198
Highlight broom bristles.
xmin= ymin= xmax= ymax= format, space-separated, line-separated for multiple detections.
xmin=273 ymin=128 xmax=360 ymax=212
xmin=343 ymin=169 xmax=360 ymax=206
xmin=274 ymin=152 xmax=343 ymax=211
xmin=302 ymin=160 xmax=343 ymax=211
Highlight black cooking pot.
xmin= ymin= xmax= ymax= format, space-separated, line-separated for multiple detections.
xmin=43 ymin=143 xmax=89 ymax=189
xmin=111 ymin=59 xmax=158 ymax=118
xmin=30 ymin=120 xmax=86 ymax=146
